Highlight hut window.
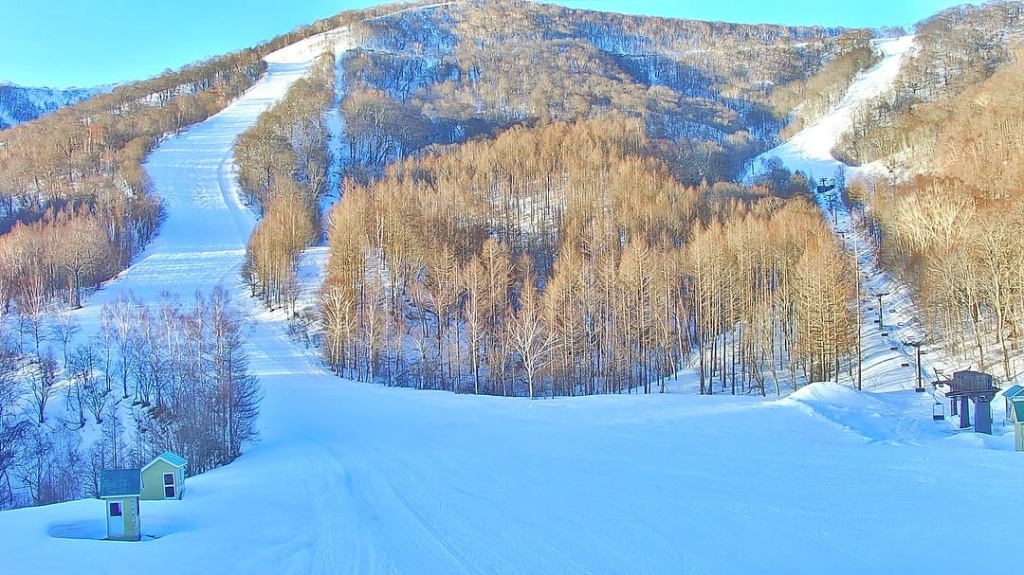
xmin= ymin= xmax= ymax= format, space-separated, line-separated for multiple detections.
xmin=110 ymin=502 xmax=122 ymax=517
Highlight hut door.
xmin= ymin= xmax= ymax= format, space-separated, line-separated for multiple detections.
xmin=108 ymin=501 xmax=125 ymax=538
xmin=163 ymin=472 xmax=175 ymax=498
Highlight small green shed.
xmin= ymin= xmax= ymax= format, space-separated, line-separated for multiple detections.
xmin=100 ymin=469 xmax=141 ymax=542
xmin=1012 ymin=400 xmax=1024 ymax=452
xmin=1003 ymin=385 xmax=1024 ymax=422
xmin=141 ymin=451 xmax=188 ymax=500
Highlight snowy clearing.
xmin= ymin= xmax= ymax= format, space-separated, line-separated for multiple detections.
xmin=1 ymin=26 xmax=1022 ymax=575
xmin=1 ymin=374 xmax=1020 ymax=573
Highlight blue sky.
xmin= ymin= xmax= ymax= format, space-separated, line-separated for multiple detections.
xmin=2 ymin=0 xmax=972 ymax=88
xmin=547 ymin=0 xmax=969 ymax=27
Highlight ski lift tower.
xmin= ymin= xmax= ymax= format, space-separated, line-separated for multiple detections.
xmin=902 ymin=339 xmax=926 ymax=392
xmin=872 ymin=290 xmax=890 ymax=328
xmin=934 ymin=370 xmax=999 ymax=434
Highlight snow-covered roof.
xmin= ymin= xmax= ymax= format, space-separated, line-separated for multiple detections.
xmin=143 ymin=451 xmax=188 ymax=472
xmin=100 ymin=469 xmax=141 ymax=498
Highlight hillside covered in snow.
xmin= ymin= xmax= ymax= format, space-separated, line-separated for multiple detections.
xmin=0 ymin=83 xmax=97 ymax=130
xmin=1 ymin=1 xmax=1024 ymax=573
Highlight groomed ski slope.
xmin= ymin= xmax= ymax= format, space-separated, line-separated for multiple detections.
xmin=77 ymin=27 xmax=354 ymax=308
xmin=4 ymin=381 xmax=1023 ymax=574
xmin=2 ymin=29 xmax=1024 ymax=575
xmin=749 ymin=36 xmax=916 ymax=184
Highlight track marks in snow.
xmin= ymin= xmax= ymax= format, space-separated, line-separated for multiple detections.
xmin=302 ymin=449 xmax=381 ymax=574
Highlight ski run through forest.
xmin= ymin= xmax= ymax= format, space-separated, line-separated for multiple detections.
xmin=1 ymin=5 xmax=1022 ymax=575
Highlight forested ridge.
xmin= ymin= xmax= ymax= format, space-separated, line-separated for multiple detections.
xmin=0 ymin=85 xmax=97 ymax=131
xmin=321 ymin=118 xmax=856 ymax=397
xmin=833 ymin=1 xmax=1024 ymax=381
xmin=338 ymin=0 xmax=867 ymax=185
xmin=238 ymin=54 xmax=336 ymax=312
xmin=152 ymin=0 xmax=868 ymax=399
xmin=0 ymin=2 xmax=413 ymax=314
xmin=308 ymin=0 xmax=872 ymax=397
xmin=835 ymin=1 xmax=1024 ymax=172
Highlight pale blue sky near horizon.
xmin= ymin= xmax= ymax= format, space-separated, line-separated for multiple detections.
xmin=1 ymin=0 xmax=973 ymax=88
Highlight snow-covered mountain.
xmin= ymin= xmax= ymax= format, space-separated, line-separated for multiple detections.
xmin=1 ymin=3 xmax=1023 ymax=573
xmin=0 ymin=83 xmax=98 ymax=129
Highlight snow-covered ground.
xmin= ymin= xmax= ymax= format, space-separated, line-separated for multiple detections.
xmin=1 ymin=26 xmax=1022 ymax=575
xmin=2 ymin=379 xmax=1021 ymax=574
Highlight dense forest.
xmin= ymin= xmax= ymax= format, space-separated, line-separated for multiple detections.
xmin=320 ymin=118 xmax=856 ymax=397
xmin=119 ymin=0 xmax=865 ymax=399
xmin=309 ymin=0 xmax=868 ymax=396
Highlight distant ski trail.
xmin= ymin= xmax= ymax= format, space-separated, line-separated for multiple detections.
xmin=85 ymin=32 xmax=353 ymax=309
xmin=748 ymin=36 xmax=957 ymax=392
xmin=748 ymin=36 xmax=915 ymax=184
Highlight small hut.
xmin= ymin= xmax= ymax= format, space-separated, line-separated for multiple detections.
xmin=100 ymin=469 xmax=141 ymax=541
xmin=1002 ymin=385 xmax=1024 ymax=422
xmin=1012 ymin=400 xmax=1024 ymax=452
xmin=141 ymin=451 xmax=188 ymax=500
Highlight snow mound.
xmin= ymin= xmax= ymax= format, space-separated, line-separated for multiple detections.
xmin=789 ymin=381 xmax=879 ymax=407
xmin=784 ymin=382 xmax=908 ymax=443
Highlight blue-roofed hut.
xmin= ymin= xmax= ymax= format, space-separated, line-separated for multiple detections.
xmin=1002 ymin=384 xmax=1024 ymax=422
xmin=100 ymin=469 xmax=141 ymax=541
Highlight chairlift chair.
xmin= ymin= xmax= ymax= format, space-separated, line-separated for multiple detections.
xmin=932 ymin=400 xmax=945 ymax=421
